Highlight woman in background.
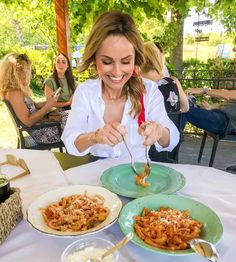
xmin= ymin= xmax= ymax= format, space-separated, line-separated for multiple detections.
xmin=141 ymin=41 xmax=189 ymax=113
xmin=43 ymin=53 xmax=76 ymax=110
xmin=0 ymin=53 xmax=67 ymax=144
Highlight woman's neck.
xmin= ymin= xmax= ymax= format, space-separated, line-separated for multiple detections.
xmin=102 ymin=86 xmax=126 ymax=102
xmin=57 ymin=73 xmax=65 ymax=79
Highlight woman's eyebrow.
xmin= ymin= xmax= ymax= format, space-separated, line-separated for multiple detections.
xmin=100 ymin=55 xmax=133 ymax=60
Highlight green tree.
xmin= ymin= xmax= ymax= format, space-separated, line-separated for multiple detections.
xmin=1 ymin=0 xmax=235 ymax=71
xmin=0 ymin=1 xmax=56 ymax=51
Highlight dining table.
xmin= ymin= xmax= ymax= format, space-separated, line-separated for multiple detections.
xmin=0 ymin=148 xmax=236 ymax=262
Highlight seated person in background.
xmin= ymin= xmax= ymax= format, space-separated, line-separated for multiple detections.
xmin=141 ymin=41 xmax=189 ymax=113
xmin=182 ymin=88 xmax=236 ymax=136
xmin=43 ymin=53 xmax=76 ymax=111
xmin=0 ymin=53 xmax=68 ymax=144
xmin=62 ymin=10 xmax=180 ymax=159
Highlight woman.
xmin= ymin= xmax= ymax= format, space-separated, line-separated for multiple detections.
xmin=0 ymin=53 xmax=67 ymax=144
xmin=43 ymin=53 xmax=76 ymax=110
xmin=62 ymin=10 xmax=179 ymax=160
xmin=141 ymin=42 xmax=189 ymax=113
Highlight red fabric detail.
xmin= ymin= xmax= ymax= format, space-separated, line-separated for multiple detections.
xmin=138 ymin=93 xmax=145 ymax=126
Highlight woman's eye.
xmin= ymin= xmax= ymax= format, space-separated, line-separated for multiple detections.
xmin=102 ymin=60 xmax=112 ymax=65
xmin=122 ymin=61 xmax=131 ymax=65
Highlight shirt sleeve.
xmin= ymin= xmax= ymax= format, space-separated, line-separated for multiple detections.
xmin=61 ymin=84 xmax=91 ymax=156
xmin=43 ymin=77 xmax=57 ymax=91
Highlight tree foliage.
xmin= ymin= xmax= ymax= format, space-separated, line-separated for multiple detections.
xmin=0 ymin=0 xmax=235 ymax=73
xmin=0 ymin=0 xmax=56 ymax=51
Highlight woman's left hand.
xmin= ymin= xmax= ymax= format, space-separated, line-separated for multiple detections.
xmin=138 ymin=121 xmax=165 ymax=146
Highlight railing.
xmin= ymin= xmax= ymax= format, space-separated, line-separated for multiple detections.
xmin=76 ymin=68 xmax=236 ymax=89
xmin=172 ymin=69 xmax=236 ymax=90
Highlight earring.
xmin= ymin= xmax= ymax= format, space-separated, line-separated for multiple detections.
xmin=132 ymin=66 xmax=140 ymax=77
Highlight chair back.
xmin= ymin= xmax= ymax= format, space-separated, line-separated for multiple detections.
xmin=2 ymin=100 xmax=30 ymax=148
xmin=198 ymin=110 xmax=235 ymax=167
xmin=149 ymin=111 xmax=183 ymax=163
xmin=2 ymin=100 xmax=64 ymax=151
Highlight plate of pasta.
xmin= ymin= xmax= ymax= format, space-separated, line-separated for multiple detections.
xmin=27 ymin=185 xmax=122 ymax=237
xmin=119 ymin=194 xmax=223 ymax=255
xmin=101 ymin=163 xmax=185 ymax=198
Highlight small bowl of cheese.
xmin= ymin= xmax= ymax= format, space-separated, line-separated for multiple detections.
xmin=61 ymin=237 xmax=119 ymax=262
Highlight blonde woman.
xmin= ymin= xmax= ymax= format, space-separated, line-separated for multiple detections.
xmin=62 ymin=10 xmax=179 ymax=159
xmin=0 ymin=53 xmax=68 ymax=144
xmin=141 ymin=42 xmax=189 ymax=113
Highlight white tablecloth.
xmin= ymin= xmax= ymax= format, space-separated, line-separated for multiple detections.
xmin=0 ymin=150 xmax=236 ymax=262
xmin=0 ymin=149 xmax=68 ymax=214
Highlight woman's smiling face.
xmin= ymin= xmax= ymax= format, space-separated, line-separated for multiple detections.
xmin=95 ymin=35 xmax=135 ymax=91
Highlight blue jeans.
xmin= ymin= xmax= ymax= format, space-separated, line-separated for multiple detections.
xmin=181 ymin=107 xmax=228 ymax=135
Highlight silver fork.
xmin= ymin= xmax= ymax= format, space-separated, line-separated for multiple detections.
xmin=145 ymin=146 xmax=151 ymax=174
xmin=123 ymin=137 xmax=139 ymax=175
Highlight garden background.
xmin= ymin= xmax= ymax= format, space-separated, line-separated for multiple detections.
xmin=0 ymin=0 xmax=235 ymax=148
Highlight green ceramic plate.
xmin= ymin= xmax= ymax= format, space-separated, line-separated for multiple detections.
xmin=101 ymin=162 xmax=185 ymax=198
xmin=119 ymin=194 xmax=223 ymax=256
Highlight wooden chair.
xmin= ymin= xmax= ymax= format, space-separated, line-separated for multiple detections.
xmin=3 ymin=100 xmax=64 ymax=152
xmin=198 ymin=113 xmax=236 ymax=167
xmin=149 ymin=112 xmax=183 ymax=163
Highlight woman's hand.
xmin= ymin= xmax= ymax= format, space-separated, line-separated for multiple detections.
xmin=138 ymin=121 xmax=169 ymax=147
xmin=45 ymin=93 xmax=59 ymax=110
xmin=95 ymin=122 xmax=126 ymax=146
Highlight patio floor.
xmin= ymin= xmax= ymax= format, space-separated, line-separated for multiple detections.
xmin=178 ymin=134 xmax=236 ymax=174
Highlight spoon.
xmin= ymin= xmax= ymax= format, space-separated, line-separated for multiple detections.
xmin=86 ymin=232 xmax=133 ymax=262
xmin=189 ymin=238 xmax=219 ymax=262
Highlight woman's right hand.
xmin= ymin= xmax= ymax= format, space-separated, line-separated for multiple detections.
xmin=95 ymin=122 xmax=126 ymax=146
xmin=45 ymin=93 xmax=59 ymax=110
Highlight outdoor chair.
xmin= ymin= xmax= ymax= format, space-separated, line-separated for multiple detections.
xmin=3 ymin=100 xmax=64 ymax=152
xmin=149 ymin=111 xmax=183 ymax=163
xmin=226 ymin=165 xmax=236 ymax=174
xmin=198 ymin=113 xmax=236 ymax=167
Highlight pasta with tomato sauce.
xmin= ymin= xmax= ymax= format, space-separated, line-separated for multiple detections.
xmin=133 ymin=207 xmax=202 ymax=250
xmin=40 ymin=193 xmax=109 ymax=232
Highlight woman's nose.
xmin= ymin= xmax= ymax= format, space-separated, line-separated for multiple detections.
xmin=111 ymin=64 xmax=122 ymax=76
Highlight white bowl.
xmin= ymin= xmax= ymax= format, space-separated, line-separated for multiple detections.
xmin=61 ymin=237 xmax=119 ymax=262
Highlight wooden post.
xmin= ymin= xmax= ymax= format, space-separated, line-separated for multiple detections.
xmin=54 ymin=0 xmax=71 ymax=58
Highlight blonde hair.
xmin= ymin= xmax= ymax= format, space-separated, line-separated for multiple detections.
xmin=0 ymin=53 xmax=32 ymax=99
xmin=79 ymin=10 xmax=145 ymax=117
xmin=142 ymin=42 xmax=165 ymax=79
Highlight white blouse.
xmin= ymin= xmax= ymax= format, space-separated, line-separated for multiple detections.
xmin=61 ymin=78 xmax=179 ymax=160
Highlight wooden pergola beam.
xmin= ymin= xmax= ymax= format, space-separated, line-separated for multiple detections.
xmin=54 ymin=0 xmax=71 ymax=58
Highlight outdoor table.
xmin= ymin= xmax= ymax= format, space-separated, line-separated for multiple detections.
xmin=0 ymin=149 xmax=236 ymax=262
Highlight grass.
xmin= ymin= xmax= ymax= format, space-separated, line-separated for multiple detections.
xmin=183 ymin=43 xmax=234 ymax=61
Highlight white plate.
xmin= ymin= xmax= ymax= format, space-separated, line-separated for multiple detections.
xmin=27 ymin=185 xmax=122 ymax=237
